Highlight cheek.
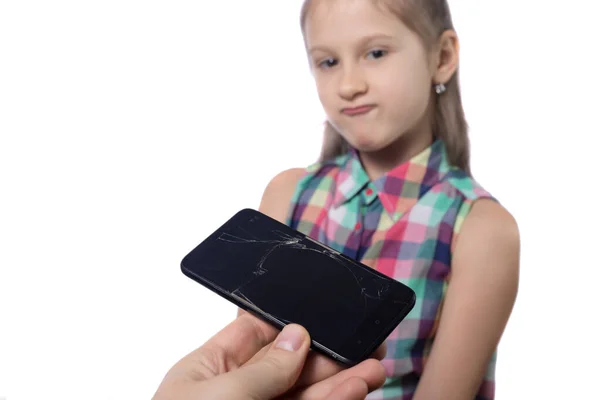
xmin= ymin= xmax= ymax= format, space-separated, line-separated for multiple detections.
xmin=379 ymin=66 xmax=431 ymax=121
xmin=314 ymin=76 xmax=348 ymax=133
xmin=315 ymin=75 xmax=338 ymax=113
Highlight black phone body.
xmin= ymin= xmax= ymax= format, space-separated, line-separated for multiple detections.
xmin=181 ymin=208 xmax=416 ymax=366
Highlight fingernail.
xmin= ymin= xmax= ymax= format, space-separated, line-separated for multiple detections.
xmin=275 ymin=325 xmax=305 ymax=352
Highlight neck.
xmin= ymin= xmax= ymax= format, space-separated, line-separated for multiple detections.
xmin=358 ymin=128 xmax=434 ymax=181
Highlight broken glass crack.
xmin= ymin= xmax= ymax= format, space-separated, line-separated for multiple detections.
xmin=218 ymin=229 xmax=393 ymax=325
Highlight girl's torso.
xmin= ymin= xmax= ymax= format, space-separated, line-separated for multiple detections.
xmin=285 ymin=140 xmax=496 ymax=399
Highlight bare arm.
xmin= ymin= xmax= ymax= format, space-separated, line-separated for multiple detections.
xmin=236 ymin=168 xmax=307 ymax=318
xmin=413 ymin=199 xmax=520 ymax=399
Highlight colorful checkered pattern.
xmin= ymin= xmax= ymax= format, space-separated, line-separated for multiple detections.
xmin=286 ymin=140 xmax=496 ymax=399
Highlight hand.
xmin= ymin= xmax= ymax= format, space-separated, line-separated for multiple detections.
xmin=152 ymin=313 xmax=387 ymax=400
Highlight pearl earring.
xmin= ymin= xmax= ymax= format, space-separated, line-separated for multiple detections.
xmin=434 ymin=83 xmax=447 ymax=95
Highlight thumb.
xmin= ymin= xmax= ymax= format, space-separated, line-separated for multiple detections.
xmin=225 ymin=324 xmax=311 ymax=399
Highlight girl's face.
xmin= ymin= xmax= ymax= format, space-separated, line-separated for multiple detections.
xmin=304 ymin=0 xmax=436 ymax=153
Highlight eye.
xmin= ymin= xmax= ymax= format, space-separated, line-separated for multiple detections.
xmin=318 ymin=58 xmax=338 ymax=69
xmin=367 ymin=49 xmax=387 ymax=59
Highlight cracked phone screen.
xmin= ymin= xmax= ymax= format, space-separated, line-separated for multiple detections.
xmin=182 ymin=209 xmax=415 ymax=360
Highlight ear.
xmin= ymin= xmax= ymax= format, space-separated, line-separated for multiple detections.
xmin=432 ymin=30 xmax=459 ymax=85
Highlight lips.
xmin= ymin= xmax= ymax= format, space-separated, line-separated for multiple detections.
xmin=342 ymin=104 xmax=376 ymax=116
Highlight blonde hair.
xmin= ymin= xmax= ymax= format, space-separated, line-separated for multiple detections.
xmin=300 ymin=0 xmax=471 ymax=175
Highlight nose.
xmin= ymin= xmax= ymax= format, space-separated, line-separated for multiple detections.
xmin=338 ymin=65 xmax=367 ymax=101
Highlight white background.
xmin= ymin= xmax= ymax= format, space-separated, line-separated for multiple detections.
xmin=1 ymin=0 xmax=598 ymax=399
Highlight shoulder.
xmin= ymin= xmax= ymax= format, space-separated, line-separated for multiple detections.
xmin=453 ymin=198 xmax=520 ymax=286
xmin=445 ymin=169 xmax=492 ymax=201
xmin=441 ymin=171 xmax=499 ymax=238
xmin=461 ymin=199 xmax=520 ymax=252
xmin=258 ymin=155 xmax=347 ymax=223
xmin=444 ymin=171 xmax=520 ymax=287
xmin=264 ymin=168 xmax=307 ymax=192
xmin=258 ymin=168 xmax=307 ymax=223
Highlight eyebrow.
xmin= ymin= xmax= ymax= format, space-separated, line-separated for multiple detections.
xmin=308 ymin=33 xmax=395 ymax=55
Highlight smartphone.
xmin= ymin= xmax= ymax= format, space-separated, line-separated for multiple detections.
xmin=181 ymin=208 xmax=416 ymax=366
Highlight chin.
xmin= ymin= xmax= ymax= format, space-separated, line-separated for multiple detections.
xmin=343 ymin=133 xmax=389 ymax=153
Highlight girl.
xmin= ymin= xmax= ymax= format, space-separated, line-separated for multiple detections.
xmin=253 ymin=0 xmax=520 ymax=398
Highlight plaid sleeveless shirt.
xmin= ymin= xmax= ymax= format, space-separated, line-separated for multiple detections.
xmin=286 ymin=139 xmax=496 ymax=399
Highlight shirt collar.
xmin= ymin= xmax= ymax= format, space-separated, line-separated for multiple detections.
xmin=332 ymin=139 xmax=451 ymax=221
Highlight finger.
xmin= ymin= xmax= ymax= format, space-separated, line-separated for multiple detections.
xmin=245 ymin=332 xmax=387 ymax=389
xmin=243 ymin=344 xmax=338 ymax=388
xmin=293 ymin=351 xmax=340 ymax=388
xmin=239 ymin=308 xmax=387 ymax=362
xmin=317 ymin=376 xmax=369 ymax=400
xmin=245 ymin=334 xmax=386 ymax=367
xmin=222 ymin=324 xmax=311 ymax=400
xmin=294 ymin=342 xmax=385 ymax=389
xmin=293 ymin=358 xmax=386 ymax=399
xmin=242 ymin=338 xmax=271 ymax=366
xmin=185 ymin=313 xmax=279 ymax=374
